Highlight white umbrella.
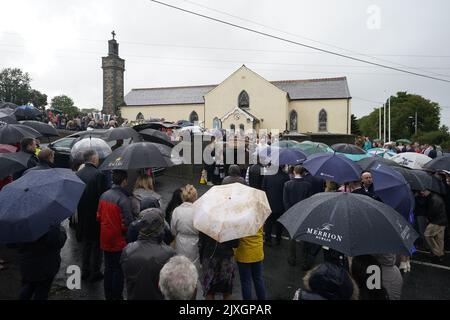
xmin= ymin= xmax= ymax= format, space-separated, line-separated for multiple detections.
xmin=390 ymin=152 xmax=432 ymax=169
xmin=193 ymin=183 xmax=271 ymax=243
xmin=71 ymin=137 xmax=112 ymax=161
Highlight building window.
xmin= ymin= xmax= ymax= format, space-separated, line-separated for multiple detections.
xmin=289 ymin=110 xmax=298 ymax=131
xmin=239 ymin=124 xmax=245 ymax=133
xmin=238 ymin=90 xmax=249 ymax=109
xmin=213 ymin=117 xmax=222 ymax=129
xmin=136 ymin=112 xmax=144 ymax=121
xmin=189 ymin=111 xmax=199 ymax=123
xmin=319 ymin=109 xmax=327 ymax=132
xmin=230 ymin=124 xmax=235 ymax=132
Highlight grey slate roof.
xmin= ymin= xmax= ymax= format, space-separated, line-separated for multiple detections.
xmin=124 ymin=77 xmax=350 ymax=107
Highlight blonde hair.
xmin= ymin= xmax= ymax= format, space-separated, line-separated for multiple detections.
xmin=325 ymin=180 xmax=339 ymax=192
xmin=181 ymin=184 xmax=197 ymax=203
xmin=134 ymin=175 xmax=154 ymax=191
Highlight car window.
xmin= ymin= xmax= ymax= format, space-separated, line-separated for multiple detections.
xmin=52 ymin=137 xmax=77 ymax=149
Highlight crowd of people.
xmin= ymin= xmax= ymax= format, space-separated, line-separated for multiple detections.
xmin=44 ymin=111 xmax=121 ymax=131
xmin=1 ymin=132 xmax=450 ymax=301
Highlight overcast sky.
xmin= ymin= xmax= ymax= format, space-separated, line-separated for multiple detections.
xmin=1 ymin=0 xmax=450 ymax=125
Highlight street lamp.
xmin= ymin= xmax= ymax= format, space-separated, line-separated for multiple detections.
xmin=408 ymin=110 xmax=418 ymax=136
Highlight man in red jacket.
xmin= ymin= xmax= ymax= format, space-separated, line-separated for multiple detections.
xmin=97 ymin=170 xmax=132 ymax=300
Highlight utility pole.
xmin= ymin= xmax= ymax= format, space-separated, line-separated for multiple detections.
xmin=379 ymin=105 xmax=382 ymax=140
xmin=415 ymin=109 xmax=418 ymax=135
xmin=383 ymin=103 xmax=386 ymax=144
xmin=388 ymin=96 xmax=391 ymax=142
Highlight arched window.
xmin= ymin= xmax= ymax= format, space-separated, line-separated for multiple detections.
xmin=319 ymin=109 xmax=327 ymax=132
xmin=230 ymin=124 xmax=235 ymax=132
xmin=136 ymin=112 xmax=144 ymax=121
xmin=289 ymin=110 xmax=298 ymax=131
xmin=213 ymin=117 xmax=222 ymax=129
xmin=239 ymin=124 xmax=245 ymax=132
xmin=189 ymin=111 xmax=199 ymax=123
xmin=238 ymin=90 xmax=249 ymax=109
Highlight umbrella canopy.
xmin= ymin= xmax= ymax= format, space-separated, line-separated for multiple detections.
xmin=19 ymin=120 xmax=59 ymax=137
xmin=278 ymin=148 xmax=307 ymax=165
xmin=423 ymin=156 xmax=450 ymax=172
xmin=296 ymin=141 xmax=333 ymax=156
xmin=271 ymin=140 xmax=301 ymax=149
xmin=335 ymin=152 xmax=370 ymax=162
xmin=370 ymin=164 xmax=414 ymax=220
xmin=0 ymin=152 xmax=31 ymax=179
xmin=99 ymin=141 xmax=174 ymax=171
xmin=278 ymin=192 xmax=418 ymax=256
xmin=0 ymin=169 xmax=86 ymax=243
xmin=13 ymin=105 xmax=42 ymax=119
xmin=0 ymin=124 xmax=41 ymax=144
xmin=193 ymin=183 xmax=271 ymax=243
xmin=0 ymin=144 xmax=18 ymax=153
xmin=0 ymin=107 xmax=16 ymax=115
xmin=391 ymin=167 xmax=426 ymax=191
xmin=0 ymin=111 xmax=18 ymax=124
xmin=367 ymin=148 xmax=388 ymax=157
xmin=101 ymin=126 xmax=141 ymax=142
xmin=303 ymin=153 xmax=362 ymax=184
xmin=411 ymin=170 xmax=446 ymax=195
xmin=331 ymin=143 xmax=366 ymax=155
xmin=357 ymin=156 xmax=401 ymax=171
xmin=139 ymin=128 xmax=173 ymax=147
xmin=0 ymin=102 xmax=18 ymax=110
xmin=396 ymin=139 xmax=412 ymax=145
xmin=390 ymin=152 xmax=432 ymax=169
xmin=71 ymin=137 xmax=112 ymax=161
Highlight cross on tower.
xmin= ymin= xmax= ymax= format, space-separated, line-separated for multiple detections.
xmin=111 ymin=30 xmax=116 ymax=40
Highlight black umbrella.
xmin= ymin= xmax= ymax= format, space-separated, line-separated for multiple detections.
xmin=0 ymin=152 xmax=32 ymax=179
xmin=357 ymin=156 xmax=401 ymax=171
xmin=331 ymin=143 xmax=366 ymax=155
xmin=99 ymin=142 xmax=175 ymax=171
xmin=423 ymin=156 xmax=450 ymax=172
xmin=101 ymin=126 xmax=141 ymax=142
xmin=13 ymin=105 xmax=42 ymax=120
xmin=391 ymin=167 xmax=425 ymax=191
xmin=0 ymin=124 xmax=41 ymax=144
xmin=0 ymin=102 xmax=18 ymax=110
xmin=278 ymin=192 xmax=418 ymax=256
xmin=0 ymin=111 xmax=18 ymax=125
xmin=139 ymin=128 xmax=174 ymax=147
xmin=19 ymin=120 xmax=59 ymax=137
xmin=411 ymin=170 xmax=446 ymax=195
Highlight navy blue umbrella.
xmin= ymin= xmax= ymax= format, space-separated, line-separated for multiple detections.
xmin=0 ymin=169 xmax=85 ymax=243
xmin=303 ymin=152 xmax=362 ymax=184
xmin=277 ymin=148 xmax=307 ymax=165
xmin=278 ymin=192 xmax=418 ymax=256
xmin=13 ymin=105 xmax=42 ymax=120
xmin=370 ymin=164 xmax=414 ymax=221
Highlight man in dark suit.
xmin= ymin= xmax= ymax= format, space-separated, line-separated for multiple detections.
xmin=76 ymin=150 xmax=108 ymax=282
xmin=262 ymin=166 xmax=290 ymax=245
xmin=352 ymin=171 xmax=381 ymax=201
xmin=283 ymin=165 xmax=313 ymax=269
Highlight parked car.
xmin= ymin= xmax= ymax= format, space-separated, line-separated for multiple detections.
xmin=47 ymin=129 xmax=165 ymax=175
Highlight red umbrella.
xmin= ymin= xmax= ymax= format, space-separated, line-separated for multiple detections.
xmin=0 ymin=144 xmax=17 ymax=154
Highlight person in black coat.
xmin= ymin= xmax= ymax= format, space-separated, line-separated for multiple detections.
xmin=23 ymin=148 xmax=55 ymax=174
xmin=262 ymin=166 xmax=290 ymax=245
xmin=248 ymin=163 xmax=264 ymax=190
xmin=302 ymin=168 xmax=325 ymax=195
xmin=283 ymin=165 xmax=314 ymax=269
xmin=76 ymin=150 xmax=108 ymax=282
xmin=13 ymin=138 xmax=39 ymax=180
xmin=351 ymin=171 xmax=381 ymax=201
xmin=18 ymin=224 xmax=67 ymax=300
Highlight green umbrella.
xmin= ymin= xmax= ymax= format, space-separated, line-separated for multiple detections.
xmin=396 ymin=139 xmax=412 ymax=145
xmin=297 ymin=140 xmax=333 ymax=156
xmin=272 ymin=140 xmax=301 ymax=149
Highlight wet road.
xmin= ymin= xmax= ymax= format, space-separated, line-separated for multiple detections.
xmin=1 ymin=174 xmax=450 ymax=300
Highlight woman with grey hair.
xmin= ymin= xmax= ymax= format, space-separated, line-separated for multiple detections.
xmin=159 ymin=255 xmax=198 ymax=300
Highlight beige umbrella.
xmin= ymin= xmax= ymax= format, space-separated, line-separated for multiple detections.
xmin=193 ymin=183 xmax=271 ymax=243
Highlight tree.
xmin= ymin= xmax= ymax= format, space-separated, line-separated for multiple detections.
xmin=29 ymin=89 xmax=48 ymax=111
xmin=51 ymin=95 xmax=80 ymax=118
xmin=0 ymin=68 xmax=32 ymax=105
xmin=358 ymin=92 xmax=441 ymax=140
xmin=351 ymin=114 xmax=361 ymax=135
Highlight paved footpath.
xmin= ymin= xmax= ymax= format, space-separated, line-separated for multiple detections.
xmin=1 ymin=174 xmax=450 ymax=300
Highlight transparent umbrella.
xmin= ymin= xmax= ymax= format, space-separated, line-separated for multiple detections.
xmin=71 ymin=137 xmax=112 ymax=161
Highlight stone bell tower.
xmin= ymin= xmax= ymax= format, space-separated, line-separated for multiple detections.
xmin=102 ymin=31 xmax=125 ymax=115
